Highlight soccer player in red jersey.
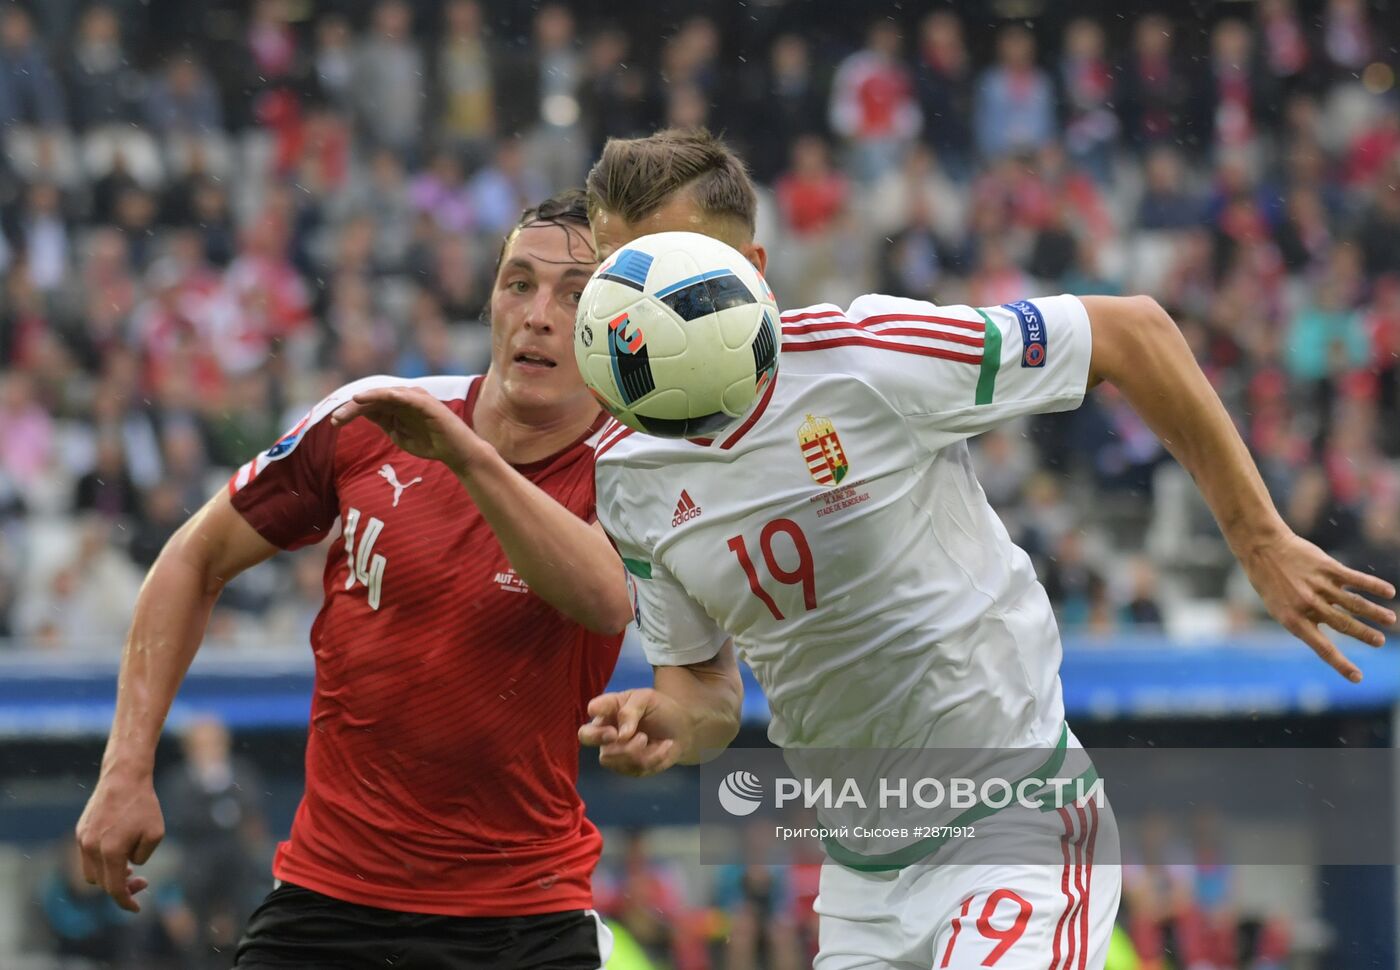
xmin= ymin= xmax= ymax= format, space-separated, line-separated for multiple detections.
xmin=75 ymin=191 xmax=635 ymax=968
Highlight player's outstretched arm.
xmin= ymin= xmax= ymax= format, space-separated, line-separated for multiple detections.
xmin=333 ymin=386 xmax=633 ymax=634
xmin=1083 ymin=294 xmax=1397 ymax=680
xmin=579 ymin=640 xmax=743 ymax=777
xmin=75 ymin=491 xmax=277 ymax=912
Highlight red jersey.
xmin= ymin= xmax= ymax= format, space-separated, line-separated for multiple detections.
xmin=228 ymin=374 xmax=621 ymax=916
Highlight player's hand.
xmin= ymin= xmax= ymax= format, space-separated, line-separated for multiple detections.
xmin=1239 ymin=529 xmax=1396 ymax=682
xmin=74 ymin=769 xmax=162 ymax=913
xmin=331 ymin=386 xmax=487 ymax=474
xmin=579 ymin=689 xmax=687 ymax=777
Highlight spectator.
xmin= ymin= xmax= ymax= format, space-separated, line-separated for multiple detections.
xmin=1322 ymin=0 xmax=1372 ymax=76
xmin=714 ymin=823 xmax=803 ymax=970
xmin=67 ymin=4 xmax=144 ymax=134
xmin=1194 ymin=19 xmax=1266 ymax=155
xmin=867 ymin=142 xmax=962 ymax=240
xmin=246 ymin=0 xmax=298 ymax=85
xmin=1043 ymin=530 xmax=1105 ymax=629
xmin=72 ymin=431 xmax=140 ymax=521
xmin=1285 ymin=249 xmax=1368 ymax=383
xmin=410 ymin=147 xmax=475 ymax=236
xmin=1256 ymin=0 xmax=1312 ymax=98
xmin=0 ymin=371 xmax=52 ymax=493
xmin=16 ymin=518 xmax=141 ymax=648
xmin=660 ymin=16 xmax=721 ymax=97
xmin=1117 ymin=14 xmax=1188 ymax=151
xmin=145 ymin=53 xmax=223 ymax=137
xmin=914 ymin=12 xmax=975 ymax=182
xmin=1027 ymin=200 xmax=1079 ymax=285
xmin=829 ymin=19 xmax=921 ymax=183
xmin=1356 ymin=177 xmax=1400 ymax=279
xmin=1273 ymin=187 xmax=1333 ymax=275
xmin=19 ymin=181 xmax=69 ymax=294
xmin=468 ymin=137 xmax=549 ymax=237
xmin=159 ymin=717 xmax=268 ymax=969
xmin=436 ymin=0 xmax=495 ymax=157
xmin=37 ymin=840 xmax=136 ymax=964
xmin=218 ymin=210 xmax=312 ymax=372
xmin=525 ymin=3 xmax=587 ymax=188
xmin=775 ymin=135 xmax=847 ymax=238
xmin=1343 ymin=108 xmax=1399 ymax=191
xmin=1137 ymin=146 xmax=1202 ymax=231
xmin=313 ymin=14 xmax=355 ymax=109
xmin=583 ymin=27 xmax=652 ymax=154
xmin=975 ymin=25 xmax=1055 ymax=161
xmin=1059 ymin=18 xmax=1119 ymax=183
xmin=396 ymin=289 xmax=473 ymax=377
xmin=1122 ymin=556 xmax=1166 ymax=628
xmin=740 ymin=33 xmax=827 ymax=184
xmin=352 ymin=0 xmax=424 ymax=157
xmin=0 ymin=4 xmax=64 ymax=128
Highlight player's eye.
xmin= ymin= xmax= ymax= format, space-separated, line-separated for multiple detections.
xmin=567 ymin=290 xmax=583 ymax=305
xmin=508 ymin=280 xmax=530 ymax=294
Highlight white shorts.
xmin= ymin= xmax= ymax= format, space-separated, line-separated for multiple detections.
xmin=814 ymin=797 xmax=1121 ymax=969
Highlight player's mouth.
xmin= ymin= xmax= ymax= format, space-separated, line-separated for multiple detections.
xmin=513 ymin=350 xmax=557 ymax=371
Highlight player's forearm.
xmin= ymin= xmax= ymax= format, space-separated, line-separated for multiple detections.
xmin=655 ymin=649 xmax=743 ymax=764
xmin=103 ymin=549 xmax=223 ymax=778
xmin=1086 ymin=295 xmax=1288 ymax=554
xmin=454 ymin=449 xmax=632 ymax=634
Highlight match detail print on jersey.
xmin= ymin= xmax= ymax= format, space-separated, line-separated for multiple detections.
xmin=781 ymin=306 xmax=1004 ymax=406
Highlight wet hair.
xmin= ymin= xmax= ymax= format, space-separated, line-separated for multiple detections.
xmin=493 ymin=187 xmax=592 ymax=277
xmin=585 ymin=127 xmax=758 ymax=237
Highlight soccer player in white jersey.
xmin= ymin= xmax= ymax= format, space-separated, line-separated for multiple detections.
xmin=564 ymin=128 xmax=1398 ymax=970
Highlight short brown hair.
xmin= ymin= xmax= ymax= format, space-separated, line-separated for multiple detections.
xmin=585 ymin=127 xmax=758 ymax=237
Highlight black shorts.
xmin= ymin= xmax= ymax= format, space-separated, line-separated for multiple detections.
xmin=233 ymin=883 xmax=610 ymax=970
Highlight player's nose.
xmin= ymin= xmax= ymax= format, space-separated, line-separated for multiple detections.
xmin=522 ymin=294 xmax=554 ymax=333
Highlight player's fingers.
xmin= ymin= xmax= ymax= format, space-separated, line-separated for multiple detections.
xmin=1329 ymin=587 xmax=1396 ymax=633
xmin=1318 ymin=602 xmax=1385 ymax=649
xmin=1329 ymin=563 xmax=1397 ymax=601
xmin=329 ymin=399 xmax=368 ymax=425
xmin=586 ymin=692 xmax=624 ymax=722
xmin=75 ymin=824 xmax=98 ymax=885
xmin=1286 ymin=614 xmax=1362 ymax=682
xmin=614 ymin=693 xmax=650 ymax=743
xmin=597 ymin=741 xmax=646 ymax=777
xmin=131 ymin=829 xmax=163 ymax=866
xmin=127 ymin=876 xmax=149 ymax=898
xmin=577 ymin=720 xmax=617 ymax=748
xmin=99 ymin=840 xmax=137 ymax=912
xmin=637 ymin=739 xmax=677 ymax=776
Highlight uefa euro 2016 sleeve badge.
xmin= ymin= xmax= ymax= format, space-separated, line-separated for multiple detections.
xmin=798 ymin=414 xmax=849 ymax=486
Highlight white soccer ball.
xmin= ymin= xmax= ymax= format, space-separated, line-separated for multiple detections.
xmin=574 ymin=231 xmax=780 ymax=437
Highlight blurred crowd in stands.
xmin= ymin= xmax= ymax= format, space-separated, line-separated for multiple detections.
xmin=0 ymin=0 xmax=1397 ymax=649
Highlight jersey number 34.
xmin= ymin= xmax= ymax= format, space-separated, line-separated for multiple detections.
xmin=726 ymin=518 xmax=816 ymax=621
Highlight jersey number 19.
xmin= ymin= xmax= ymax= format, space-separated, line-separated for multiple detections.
xmin=726 ymin=518 xmax=817 ymax=621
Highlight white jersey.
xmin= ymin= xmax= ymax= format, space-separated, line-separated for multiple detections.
xmin=595 ymin=293 xmax=1093 ymax=750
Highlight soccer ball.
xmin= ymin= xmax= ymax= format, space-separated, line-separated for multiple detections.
xmin=574 ymin=231 xmax=780 ymax=438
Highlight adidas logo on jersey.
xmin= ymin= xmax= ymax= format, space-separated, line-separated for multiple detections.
xmin=671 ymin=490 xmax=702 ymax=527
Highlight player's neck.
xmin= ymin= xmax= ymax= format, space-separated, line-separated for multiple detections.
xmin=473 ymin=377 xmax=600 ymax=465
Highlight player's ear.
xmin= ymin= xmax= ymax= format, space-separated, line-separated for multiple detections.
xmin=741 ymin=243 xmax=767 ymax=278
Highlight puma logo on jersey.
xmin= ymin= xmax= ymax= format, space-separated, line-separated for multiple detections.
xmin=672 ymin=489 xmax=702 ymax=527
xmin=378 ymin=464 xmax=422 ymax=507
